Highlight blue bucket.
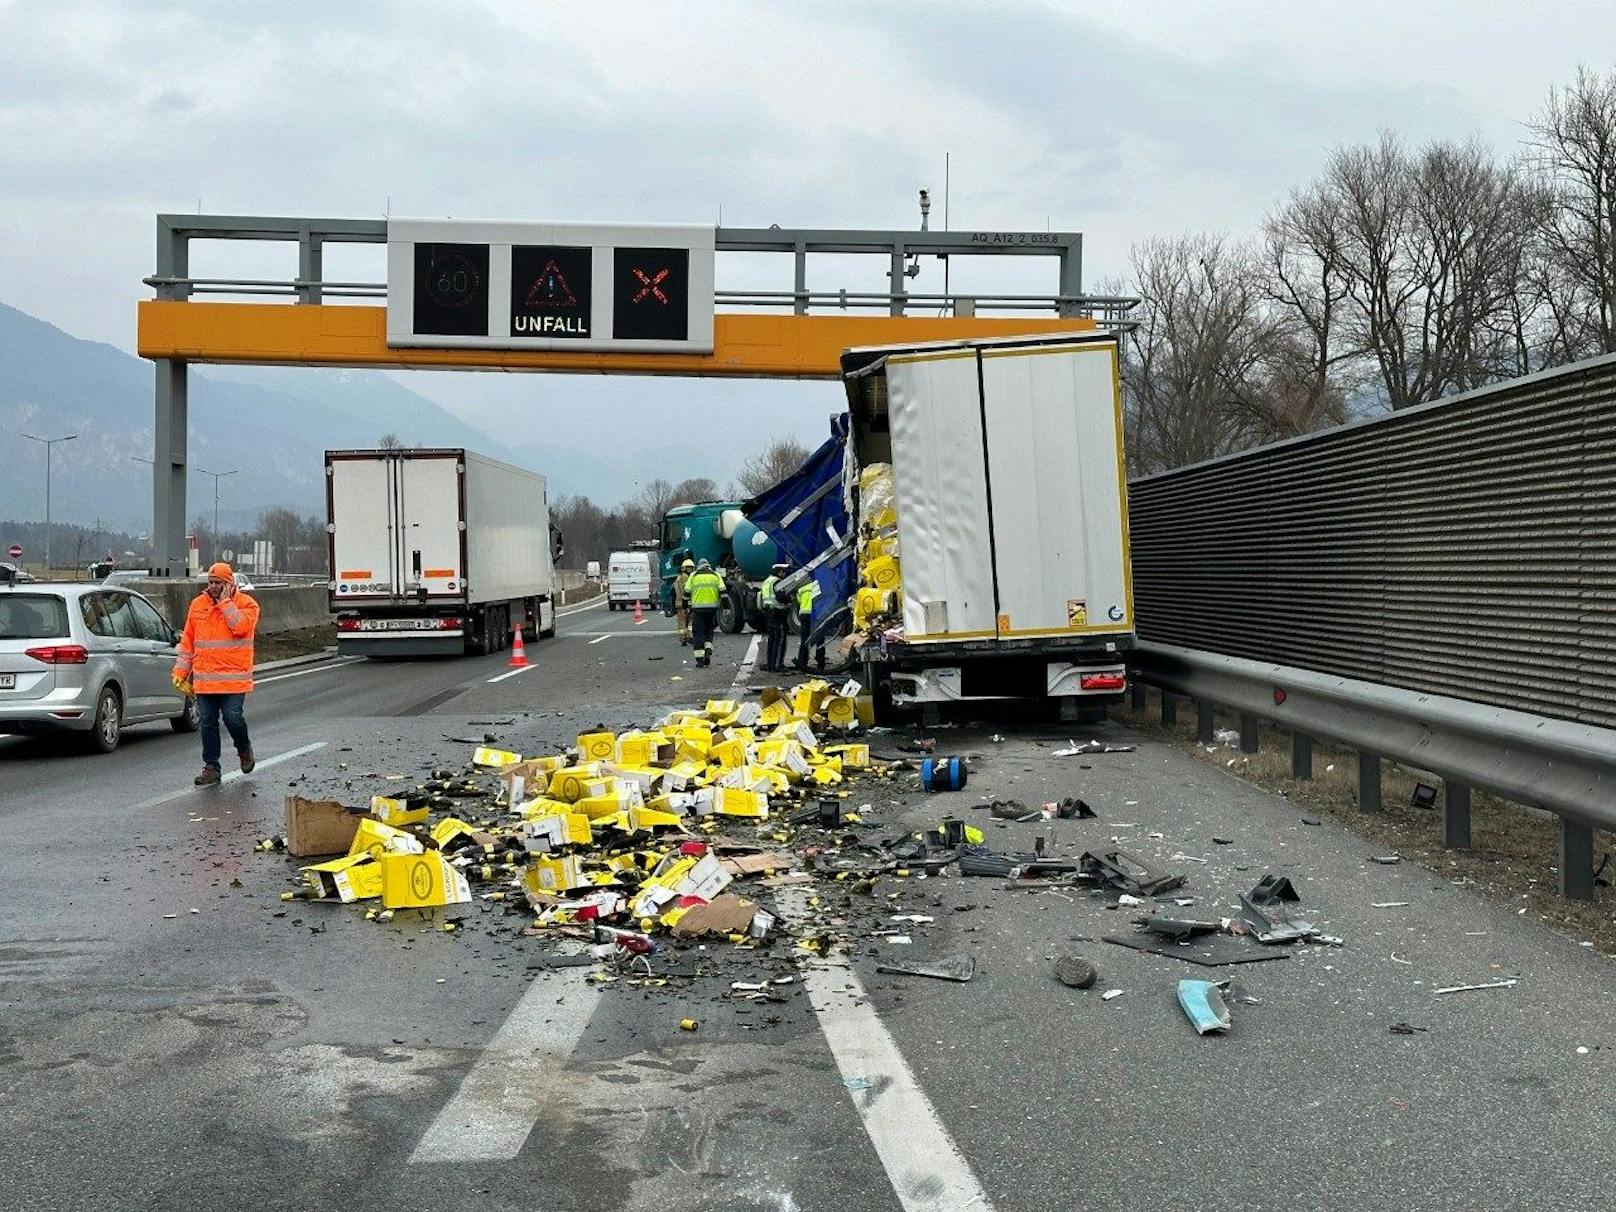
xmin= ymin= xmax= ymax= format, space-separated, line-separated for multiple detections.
xmin=919 ymin=756 xmax=967 ymax=792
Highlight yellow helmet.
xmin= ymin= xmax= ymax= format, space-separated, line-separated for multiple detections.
xmin=681 ymin=559 xmax=695 ymax=571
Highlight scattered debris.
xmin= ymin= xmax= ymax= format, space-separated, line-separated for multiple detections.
xmin=876 ymin=953 xmax=976 ymax=982
xmin=1369 ymin=855 xmax=1403 ymax=865
xmin=1390 ymin=1022 xmax=1428 ymax=1035
xmin=1300 ymin=817 xmax=1322 ymax=826
xmin=1101 ymin=989 xmax=1124 ymax=1000
xmin=1211 ymin=836 xmax=1234 ymax=845
xmin=1053 ymin=955 xmax=1098 ymax=989
xmin=1434 ymin=979 xmax=1517 ymax=995
xmin=1080 ymin=849 xmax=1186 ymax=897
xmin=1103 ymin=934 xmax=1289 ymax=968
xmin=1053 ymin=739 xmax=1135 ymax=756
xmin=1371 ymin=902 xmax=1411 ymax=909
xmin=1177 ymin=979 xmax=1232 ymax=1034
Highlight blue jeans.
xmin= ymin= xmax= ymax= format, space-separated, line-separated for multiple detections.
xmin=197 ymin=693 xmax=251 ymax=769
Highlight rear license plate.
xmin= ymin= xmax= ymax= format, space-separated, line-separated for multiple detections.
xmin=0 ymin=674 xmax=15 ymax=690
xmin=358 ymin=619 xmax=426 ymax=631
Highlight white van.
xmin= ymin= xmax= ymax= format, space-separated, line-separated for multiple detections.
xmin=607 ymin=551 xmax=654 ymax=611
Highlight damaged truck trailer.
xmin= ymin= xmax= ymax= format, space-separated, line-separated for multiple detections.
xmin=326 ymin=448 xmax=560 ymax=657
xmin=759 ymin=332 xmax=1134 ymax=720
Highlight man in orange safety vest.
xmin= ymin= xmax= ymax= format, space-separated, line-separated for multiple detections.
xmin=173 ymin=562 xmax=261 ymax=785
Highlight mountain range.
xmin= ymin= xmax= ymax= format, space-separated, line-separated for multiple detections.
xmin=1 ymin=301 xmax=815 ymax=532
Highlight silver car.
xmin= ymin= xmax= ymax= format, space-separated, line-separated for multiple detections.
xmin=0 ymin=582 xmax=199 ymax=752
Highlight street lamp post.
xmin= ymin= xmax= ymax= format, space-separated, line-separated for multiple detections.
xmin=195 ymin=466 xmax=237 ymax=560
xmin=21 ymin=432 xmax=78 ymax=575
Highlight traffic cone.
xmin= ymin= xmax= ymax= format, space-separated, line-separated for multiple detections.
xmin=508 ymin=622 xmax=529 ymax=668
xmin=633 ymin=599 xmax=644 ymax=624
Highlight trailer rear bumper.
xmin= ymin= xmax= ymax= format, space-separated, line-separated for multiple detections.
xmin=889 ymin=661 xmax=1128 ymax=706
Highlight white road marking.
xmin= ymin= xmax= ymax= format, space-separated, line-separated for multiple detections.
xmin=777 ymin=887 xmax=994 ymax=1211
xmin=809 ymin=964 xmax=994 ymax=1210
xmin=409 ymin=966 xmax=602 ymax=1163
xmin=128 ymin=741 xmax=329 ymax=811
xmin=569 ymin=629 xmax=676 ymax=637
xmin=486 ymin=664 xmax=536 ymax=684
xmin=732 ymin=634 xmax=761 ymax=691
xmin=588 ymin=634 xmax=612 ymax=645
xmin=557 ymin=596 xmax=606 ymax=618
xmin=256 ymin=658 xmax=363 ymax=685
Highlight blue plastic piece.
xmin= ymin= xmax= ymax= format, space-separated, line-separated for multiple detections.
xmin=1177 ymin=979 xmax=1232 ymax=1034
xmin=920 ymin=756 xmax=967 ymax=792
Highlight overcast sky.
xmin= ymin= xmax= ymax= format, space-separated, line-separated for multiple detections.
xmin=1 ymin=0 xmax=1606 ymax=491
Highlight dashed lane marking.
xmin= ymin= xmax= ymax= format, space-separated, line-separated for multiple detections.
xmin=127 ymin=741 xmax=329 ymax=811
xmin=486 ymin=664 xmax=536 ymax=684
xmin=409 ymin=962 xmax=602 ymax=1163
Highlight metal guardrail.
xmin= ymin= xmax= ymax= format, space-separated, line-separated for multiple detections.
xmin=1128 ymin=641 xmax=1612 ymax=900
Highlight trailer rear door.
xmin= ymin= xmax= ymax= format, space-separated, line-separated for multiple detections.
xmin=329 ymin=457 xmax=396 ymax=601
xmin=397 ymin=455 xmax=465 ymax=598
xmin=885 ymin=349 xmax=997 ymax=640
xmin=979 ymin=343 xmax=1132 ymax=637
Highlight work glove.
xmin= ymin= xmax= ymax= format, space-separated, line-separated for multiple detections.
xmin=172 ymin=672 xmax=193 ymax=695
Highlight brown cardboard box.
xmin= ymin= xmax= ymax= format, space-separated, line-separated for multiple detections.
xmin=285 ymin=795 xmax=362 ymax=857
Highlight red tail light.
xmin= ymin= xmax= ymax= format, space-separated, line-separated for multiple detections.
xmin=337 ymin=617 xmax=362 ymax=631
xmin=26 ymin=644 xmax=89 ymax=664
xmin=1080 ymin=671 xmax=1126 ymax=691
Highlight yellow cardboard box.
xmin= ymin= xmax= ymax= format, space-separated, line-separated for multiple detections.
xmin=523 ymin=855 xmax=589 ymax=894
xmin=576 ymin=730 xmax=617 ymax=762
xmin=301 ymin=853 xmax=383 ymax=902
xmin=549 ymin=764 xmax=607 ymax=802
xmin=523 ymin=810 xmax=593 ymax=849
xmin=615 ymin=730 xmax=675 ymax=767
xmin=379 ymin=852 xmax=472 ymax=909
xmin=370 ymin=795 xmax=429 ymax=827
xmin=348 ymin=817 xmax=425 ymax=859
xmin=471 ymin=746 xmax=523 ymax=768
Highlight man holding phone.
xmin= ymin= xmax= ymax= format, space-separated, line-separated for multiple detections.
xmin=173 ymin=562 xmax=261 ymax=785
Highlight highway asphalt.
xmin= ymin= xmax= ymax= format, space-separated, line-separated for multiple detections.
xmin=3 ymin=595 xmax=1614 ymax=1211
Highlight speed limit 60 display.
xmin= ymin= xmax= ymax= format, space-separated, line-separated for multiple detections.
xmin=412 ymin=243 xmax=490 ymax=337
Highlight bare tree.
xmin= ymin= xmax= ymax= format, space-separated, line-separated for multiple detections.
xmin=1323 ymin=134 xmax=1539 ymax=407
xmin=377 ymin=432 xmax=404 ymax=450
xmin=630 ymin=478 xmax=674 ymax=521
xmin=1120 ymin=234 xmax=1283 ymax=475
xmin=671 ymin=477 xmax=720 ymax=504
xmin=1527 ymin=67 xmax=1616 ymax=356
xmin=736 ymin=437 xmax=810 ymax=496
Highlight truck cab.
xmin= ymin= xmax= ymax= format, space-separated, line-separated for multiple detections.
xmin=659 ymin=501 xmax=779 ymax=633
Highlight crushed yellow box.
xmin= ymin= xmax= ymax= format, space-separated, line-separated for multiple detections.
xmin=349 ymin=817 xmax=425 ymax=859
xmin=370 ymin=795 xmax=429 ymax=827
xmin=522 ymin=810 xmax=593 ymax=849
xmin=472 ymin=746 xmax=523 ymax=768
xmin=615 ymin=730 xmax=675 ymax=767
xmin=524 ymin=855 xmax=589 ymax=893
xmin=302 ymin=853 xmax=383 ymax=902
xmin=825 ymin=743 xmax=870 ymax=769
xmin=379 ymin=852 xmax=472 ymax=909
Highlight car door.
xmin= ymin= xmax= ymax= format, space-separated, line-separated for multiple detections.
xmin=86 ymin=592 xmax=161 ymax=719
xmin=128 ymin=594 xmax=184 ymax=719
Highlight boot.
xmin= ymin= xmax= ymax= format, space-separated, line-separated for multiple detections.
xmin=239 ymin=749 xmax=256 ymax=774
xmin=194 ymin=765 xmax=222 ymax=786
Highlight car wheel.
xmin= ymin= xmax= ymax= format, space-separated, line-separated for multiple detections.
xmin=87 ymin=686 xmax=122 ymax=753
xmin=171 ymin=695 xmax=200 ymax=733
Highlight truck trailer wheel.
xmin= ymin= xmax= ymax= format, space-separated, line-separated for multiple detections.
xmin=717 ymin=592 xmax=745 ymax=634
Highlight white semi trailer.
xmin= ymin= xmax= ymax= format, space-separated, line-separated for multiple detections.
xmin=326 ymin=448 xmax=559 ymax=657
xmin=839 ymin=331 xmax=1135 ymax=719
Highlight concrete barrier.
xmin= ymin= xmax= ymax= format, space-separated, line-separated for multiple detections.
xmin=128 ymin=580 xmax=330 ymax=636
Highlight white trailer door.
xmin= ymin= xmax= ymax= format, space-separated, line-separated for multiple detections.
xmin=398 ymin=456 xmax=465 ymax=598
xmin=330 ymin=458 xmax=398 ymax=599
xmin=979 ymin=343 xmax=1132 ymax=637
xmin=885 ymin=350 xmax=997 ymax=640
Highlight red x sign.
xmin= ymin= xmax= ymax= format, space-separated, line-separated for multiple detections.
xmin=630 ymin=266 xmax=671 ymax=305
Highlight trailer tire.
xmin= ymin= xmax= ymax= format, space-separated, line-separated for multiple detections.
xmin=718 ymin=592 xmax=745 ymax=634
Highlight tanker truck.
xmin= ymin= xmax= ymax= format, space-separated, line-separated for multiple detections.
xmin=658 ymin=500 xmax=781 ymax=635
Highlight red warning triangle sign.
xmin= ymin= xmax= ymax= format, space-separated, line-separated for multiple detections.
xmin=525 ymin=260 xmax=577 ymax=308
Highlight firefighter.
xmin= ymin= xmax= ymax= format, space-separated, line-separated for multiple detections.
xmin=673 ymin=557 xmax=695 ymax=645
xmin=793 ymin=574 xmax=825 ymax=672
xmin=172 ymin=562 xmax=261 ymax=785
xmin=686 ymin=559 xmax=725 ymax=667
xmin=759 ymin=561 xmax=791 ymax=673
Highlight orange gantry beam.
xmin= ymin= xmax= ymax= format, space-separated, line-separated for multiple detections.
xmin=137 ymin=301 xmax=1097 ymax=379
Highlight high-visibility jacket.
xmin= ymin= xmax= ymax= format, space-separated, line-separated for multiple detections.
xmin=759 ymin=575 xmax=786 ymax=610
xmin=797 ymin=580 xmax=820 ymax=615
xmin=687 ymin=570 xmax=724 ymax=609
xmin=174 ymin=590 xmax=260 ymax=694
